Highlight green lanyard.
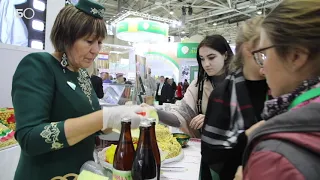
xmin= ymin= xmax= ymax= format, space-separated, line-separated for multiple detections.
xmin=288 ymin=87 xmax=320 ymax=110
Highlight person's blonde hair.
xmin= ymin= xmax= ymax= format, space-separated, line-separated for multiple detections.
xmin=229 ymin=16 xmax=264 ymax=72
xmin=262 ymin=0 xmax=320 ymax=60
xmin=50 ymin=5 xmax=107 ymax=52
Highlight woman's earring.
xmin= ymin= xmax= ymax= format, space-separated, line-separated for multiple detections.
xmin=61 ymin=53 xmax=68 ymax=73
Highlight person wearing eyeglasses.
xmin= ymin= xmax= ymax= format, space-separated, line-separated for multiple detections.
xmin=236 ymin=0 xmax=320 ymax=180
xmin=199 ymin=16 xmax=271 ymax=180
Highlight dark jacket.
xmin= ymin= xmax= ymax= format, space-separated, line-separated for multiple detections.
xmin=172 ymin=81 xmax=177 ymax=91
xmin=155 ymin=83 xmax=162 ymax=101
xmin=243 ymin=102 xmax=320 ymax=180
xmin=161 ymin=83 xmax=175 ymax=103
xmin=90 ymin=75 xmax=104 ymax=99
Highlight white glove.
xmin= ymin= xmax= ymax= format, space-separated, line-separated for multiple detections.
xmin=102 ymin=105 xmax=144 ymax=130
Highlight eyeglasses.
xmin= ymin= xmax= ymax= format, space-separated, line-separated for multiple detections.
xmin=251 ymin=45 xmax=278 ymax=67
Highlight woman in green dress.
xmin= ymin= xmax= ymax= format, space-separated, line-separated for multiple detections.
xmin=11 ymin=1 xmax=143 ymax=179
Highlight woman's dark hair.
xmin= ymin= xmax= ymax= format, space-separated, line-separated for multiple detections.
xmin=51 ymin=5 xmax=107 ymax=52
xmin=196 ymin=35 xmax=234 ymax=85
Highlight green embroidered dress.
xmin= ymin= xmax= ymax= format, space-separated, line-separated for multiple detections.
xmin=12 ymin=52 xmax=101 ymax=180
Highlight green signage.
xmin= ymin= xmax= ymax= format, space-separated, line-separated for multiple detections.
xmin=137 ymin=21 xmax=168 ymax=36
xmin=116 ymin=21 xmax=129 ymax=33
xmin=190 ymin=66 xmax=199 ymax=82
xmin=116 ymin=20 xmax=168 ymax=36
xmin=177 ymin=43 xmax=199 ymax=58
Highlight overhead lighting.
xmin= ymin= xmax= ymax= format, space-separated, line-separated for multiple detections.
xmin=257 ymin=10 xmax=262 ymax=15
xmin=177 ymin=21 xmax=182 ymax=26
xmin=170 ymin=10 xmax=174 ymax=15
xmin=213 ymin=22 xmax=217 ymax=26
xmin=181 ymin=31 xmax=185 ymax=34
xmin=110 ymin=10 xmax=179 ymax=25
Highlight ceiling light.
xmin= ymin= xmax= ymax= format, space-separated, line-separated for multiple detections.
xmin=170 ymin=10 xmax=174 ymax=15
xmin=181 ymin=31 xmax=185 ymax=34
xmin=177 ymin=21 xmax=182 ymax=26
xmin=257 ymin=10 xmax=262 ymax=15
xmin=213 ymin=22 xmax=217 ymax=26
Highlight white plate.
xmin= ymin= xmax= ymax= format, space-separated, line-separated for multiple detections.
xmin=162 ymin=149 xmax=184 ymax=164
xmin=98 ymin=146 xmax=184 ymax=170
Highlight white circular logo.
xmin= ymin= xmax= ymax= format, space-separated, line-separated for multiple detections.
xmin=143 ymin=22 xmax=150 ymax=30
xmin=181 ymin=46 xmax=189 ymax=54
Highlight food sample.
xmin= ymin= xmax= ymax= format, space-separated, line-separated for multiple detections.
xmin=0 ymin=108 xmax=16 ymax=131
xmin=104 ymin=124 xmax=182 ymax=165
xmin=105 ymin=144 xmax=137 ymax=164
xmin=0 ymin=123 xmax=17 ymax=149
xmin=173 ymin=134 xmax=189 ymax=139
xmin=155 ymin=124 xmax=181 ymax=159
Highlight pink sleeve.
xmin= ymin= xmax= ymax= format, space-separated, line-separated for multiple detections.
xmin=244 ymin=151 xmax=305 ymax=180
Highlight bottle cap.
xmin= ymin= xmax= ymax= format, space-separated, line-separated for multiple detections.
xmin=139 ymin=119 xmax=151 ymax=127
xmin=121 ymin=117 xmax=131 ymax=123
xmin=146 ymin=118 xmax=156 ymax=123
xmin=136 ymin=111 xmax=147 ymax=116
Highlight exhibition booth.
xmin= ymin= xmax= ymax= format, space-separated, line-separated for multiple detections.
xmin=0 ymin=0 xmax=204 ymax=179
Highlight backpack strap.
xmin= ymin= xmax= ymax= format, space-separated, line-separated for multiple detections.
xmin=252 ymin=139 xmax=320 ymax=180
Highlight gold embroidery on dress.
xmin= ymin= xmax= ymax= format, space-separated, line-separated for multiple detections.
xmin=77 ymin=69 xmax=94 ymax=110
xmin=40 ymin=122 xmax=64 ymax=150
xmin=51 ymin=173 xmax=78 ymax=180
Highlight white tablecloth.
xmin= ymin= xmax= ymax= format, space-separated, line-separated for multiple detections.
xmin=0 ymin=129 xmax=202 ymax=180
xmin=0 ymin=145 xmax=20 ymax=180
xmin=161 ymin=139 xmax=201 ymax=180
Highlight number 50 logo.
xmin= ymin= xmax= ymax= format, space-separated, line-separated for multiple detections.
xmin=16 ymin=8 xmax=35 ymax=19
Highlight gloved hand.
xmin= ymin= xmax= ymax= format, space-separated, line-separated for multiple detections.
xmin=139 ymin=103 xmax=157 ymax=117
xmin=102 ymin=105 xmax=144 ymax=130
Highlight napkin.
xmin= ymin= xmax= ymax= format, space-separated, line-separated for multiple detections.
xmin=77 ymin=170 xmax=109 ymax=180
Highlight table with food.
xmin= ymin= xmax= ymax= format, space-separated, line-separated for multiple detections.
xmin=87 ymin=115 xmax=201 ymax=180
xmin=0 ymin=107 xmax=201 ymax=180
